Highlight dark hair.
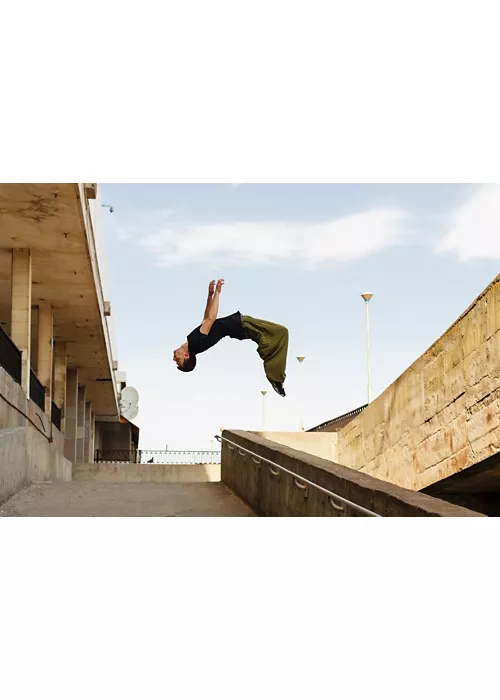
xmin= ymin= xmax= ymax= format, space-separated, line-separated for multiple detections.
xmin=177 ymin=355 xmax=197 ymax=373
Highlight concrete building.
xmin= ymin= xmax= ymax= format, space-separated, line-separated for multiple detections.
xmin=94 ymin=415 xmax=140 ymax=463
xmin=0 ymin=183 xmax=138 ymax=503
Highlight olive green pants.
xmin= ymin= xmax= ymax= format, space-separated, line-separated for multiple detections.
xmin=241 ymin=315 xmax=289 ymax=384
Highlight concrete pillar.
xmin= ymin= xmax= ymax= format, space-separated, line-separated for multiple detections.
xmin=83 ymin=401 xmax=92 ymax=463
xmin=11 ymin=249 xmax=32 ymax=393
xmin=76 ymin=386 xmax=86 ymax=463
xmin=30 ymin=306 xmax=39 ymax=374
xmin=89 ymin=411 xmax=96 ymax=463
xmin=53 ymin=342 xmax=67 ymax=431
xmin=64 ymin=368 xmax=78 ymax=463
xmin=37 ymin=303 xmax=54 ymax=415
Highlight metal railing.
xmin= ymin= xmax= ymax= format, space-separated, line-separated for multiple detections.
xmin=94 ymin=449 xmax=222 ymax=465
xmin=51 ymin=401 xmax=61 ymax=431
xmin=29 ymin=368 xmax=45 ymax=411
xmin=94 ymin=449 xmax=138 ymax=463
xmin=216 ymin=435 xmax=380 ymax=517
xmin=0 ymin=326 xmax=22 ymax=385
xmin=307 ymin=404 xmax=368 ymax=432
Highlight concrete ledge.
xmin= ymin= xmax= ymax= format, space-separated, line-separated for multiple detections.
xmin=221 ymin=430 xmax=484 ymax=517
xmin=73 ymin=462 xmax=221 ymax=483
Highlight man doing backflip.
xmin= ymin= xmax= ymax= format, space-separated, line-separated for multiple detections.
xmin=172 ymin=279 xmax=289 ymax=397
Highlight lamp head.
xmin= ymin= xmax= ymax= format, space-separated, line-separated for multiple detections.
xmin=361 ymin=293 xmax=373 ymax=303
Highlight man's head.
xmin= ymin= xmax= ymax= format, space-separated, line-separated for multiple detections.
xmin=173 ymin=344 xmax=197 ymax=372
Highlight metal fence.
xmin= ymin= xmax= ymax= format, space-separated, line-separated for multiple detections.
xmin=51 ymin=401 xmax=61 ymax=431
xmin=94 ymin=450 xmax=222 ymax=465
xmin=29 ymin=368 xmax=45 ymax=411
xmin=0 ymin=326 xmax=22 ymax=385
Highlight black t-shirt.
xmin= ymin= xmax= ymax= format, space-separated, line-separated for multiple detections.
xmin=187 ymin=311 xmax=246 ymax=356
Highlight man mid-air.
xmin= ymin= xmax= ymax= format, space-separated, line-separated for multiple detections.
xmin=173 ymin=279 xmax=289 ymax=397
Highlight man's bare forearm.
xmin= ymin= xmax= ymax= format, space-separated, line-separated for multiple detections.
xmin=204 ymin=279 xmax=223 ymax=317
xmin=202 ymin=280 xmax=216 ymax=321
xmin=201 ymin=279 xmax=223 ymax=332
xmin=206 ymin=290 xmax=220 ymax=320
xmin=203 ymin=293 xmax=214 ymax=320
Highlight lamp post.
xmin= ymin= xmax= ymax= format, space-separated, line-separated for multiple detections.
xmin=261 ymin=390 xmax=268 ymax=431
xmin=361 ymin=293 xmax=373 ymax=404
xmin=297 ymin=356 xmax=305 ymax=431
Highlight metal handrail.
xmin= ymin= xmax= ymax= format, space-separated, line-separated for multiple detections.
xmin=215 ymin=435 xmax=381 ymax=517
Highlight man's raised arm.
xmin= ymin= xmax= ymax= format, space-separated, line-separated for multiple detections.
xmin=202 ymin=280 xmax=216 ymax=322
xmin=200 ymin=279 xmax=224 ymax=334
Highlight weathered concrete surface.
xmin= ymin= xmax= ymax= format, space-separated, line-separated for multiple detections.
xmin=0 ymin=482 xmax=254 ymax=517
xmin=335 ymin=273 xmax=500 ymax=491
xmin=221 ymin=430 xmax=483 ymax=517
xmin=0 ymin=367 xmax=72 ymax=504
xmin=255 ymin=431 xmax=336 ymax=461
xmin=73 ymin=462 xmax=221 ymax=483
xmin=0 ymin=425 xmax=72 ymax=504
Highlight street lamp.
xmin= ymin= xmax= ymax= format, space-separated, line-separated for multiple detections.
xmin=361 ymin=293 xmax=373 ymax=403
xmin=261 ymin=390 xmax=268 ymax=431
xmin=297 ymin=355 xmax=305 ymax=431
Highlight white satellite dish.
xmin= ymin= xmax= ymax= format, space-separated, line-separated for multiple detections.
xmin=120 ymin=386 xmax=139 ymax=421
xmin=121 ymin=387 xmax=139 ymax=404
xmin=122 ymin=404 xmax=139 ymax=420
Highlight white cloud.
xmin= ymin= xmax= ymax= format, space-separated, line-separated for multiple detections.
xmin=435 ymin=184 xmax=500 ymax=260
xmin=134 ymin=207 xmax=410 ymax=267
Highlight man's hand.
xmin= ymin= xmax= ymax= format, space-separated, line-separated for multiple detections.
xmin=215 ymin=278 xmax=224 ymax=293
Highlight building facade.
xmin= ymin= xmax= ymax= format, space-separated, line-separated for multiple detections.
xmin=0 ymin=183 xmax=137 ymax=502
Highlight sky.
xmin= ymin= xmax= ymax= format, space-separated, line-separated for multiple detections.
xmin=96 ymin=184 xmax=500 ymax=451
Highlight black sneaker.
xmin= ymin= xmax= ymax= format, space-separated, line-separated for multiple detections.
xmin=270 ymin=380 xmax=286 ymax=397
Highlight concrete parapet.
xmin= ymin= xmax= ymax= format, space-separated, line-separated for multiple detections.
xmin=73 ymin=462 xmax=220 ymax=483
xmin=221 ymin=430 xmax=483 ymax=517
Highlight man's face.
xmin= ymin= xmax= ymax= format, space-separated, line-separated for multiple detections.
xmin=173 ymin=346 xmax=188 ymax=368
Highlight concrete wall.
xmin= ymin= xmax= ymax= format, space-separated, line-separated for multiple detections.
xmin=221 ymin=430 xmax=482 ymax=517
xmin=73 ymin=462 xmax=220 ymax=483
xmin=255 ymin=431 xmax=336 ymax=460
xmin=0 ymin=366 xmax=72 ymax=504
xmin=0 ymin=425 xmax=72 ymax=503
xmin=335 ymin=273 xmax=500 ymax=491
xmin=0 ymin=366 xmax=28 ymax=431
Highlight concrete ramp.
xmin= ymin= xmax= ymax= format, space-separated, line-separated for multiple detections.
xmin=0 ymin=482 xmax=254 ymax=517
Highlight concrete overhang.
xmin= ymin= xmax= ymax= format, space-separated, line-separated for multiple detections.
xmin=0 ymin=183 xmax=118 ymax=416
